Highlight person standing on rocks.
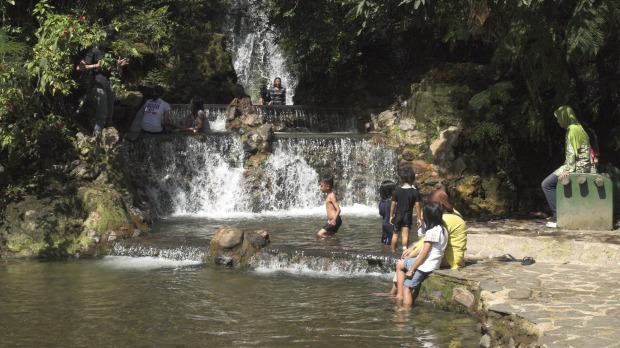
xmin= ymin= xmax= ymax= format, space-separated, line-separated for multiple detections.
xmin=268 ymin=77 xmax=286 ymax=105
xmin=541 ymin=106 xmax=592 ymax=228
xmin=76 ymin=28 xmax=129 ymax=136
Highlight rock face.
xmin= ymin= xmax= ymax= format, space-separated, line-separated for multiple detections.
xmin=0 ymin=128 xmax=152 ymax=259
xmin=207 ymin=227 xmax=270 ymax=266
xmin=366 ymin=63 xmax=516 ymax=216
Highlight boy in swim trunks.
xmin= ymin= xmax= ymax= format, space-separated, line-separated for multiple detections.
xmin=317 ymin=174 xmax=342 ymax=237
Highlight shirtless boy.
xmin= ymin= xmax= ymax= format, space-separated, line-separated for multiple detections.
xmin=317 ymin=175 xmax=342 ymax=237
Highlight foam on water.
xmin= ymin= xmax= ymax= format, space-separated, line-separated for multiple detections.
xmin=254 ymin=263 xmax=391 ymax=279
xmin=170 ymin=203 xmax=377 ymax=219
xmin=98 ymin=256 xmax=202 ymax=270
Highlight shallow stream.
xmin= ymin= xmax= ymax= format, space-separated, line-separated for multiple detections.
xmin=0 ymin=210 xmax=481 ymax=347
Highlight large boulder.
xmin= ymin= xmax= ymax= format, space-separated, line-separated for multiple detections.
xmin=207 ymin=227 xmax=270 ymax=267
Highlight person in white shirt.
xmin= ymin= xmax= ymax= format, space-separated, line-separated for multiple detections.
xmin=140 ymin=86 xmax=172 ymax=134
xmin=395 ymin=201 xmax=448 ymax=308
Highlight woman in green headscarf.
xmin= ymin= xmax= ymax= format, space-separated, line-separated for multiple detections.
xmin=541 ymin=106 xmax=592 ymax=228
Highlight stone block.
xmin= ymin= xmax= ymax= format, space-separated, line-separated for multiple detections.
xmin=556 ymin=173 xmax=614 ymax=230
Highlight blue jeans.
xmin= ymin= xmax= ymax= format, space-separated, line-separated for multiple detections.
xmin=541 ymin=172 xmax=559 ymax=217
xmin=403 ymin=257 xmax=431 ymax=289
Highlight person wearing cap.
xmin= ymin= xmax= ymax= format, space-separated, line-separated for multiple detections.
xmin=76 ymin=28 xmax=129 ymax=136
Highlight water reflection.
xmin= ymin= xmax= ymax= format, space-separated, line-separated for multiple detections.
xmin=0 ymin=258 xmax=479 ymax=347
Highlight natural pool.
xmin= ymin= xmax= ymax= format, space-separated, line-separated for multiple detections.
xmin=0 ymin=210 xmax=481 ymax=347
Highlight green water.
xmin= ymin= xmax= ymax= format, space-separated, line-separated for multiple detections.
xmin=0 ymin=214 xmax=481 ymax=347
xmin=0 ymin=259 xmax=479 ymax=347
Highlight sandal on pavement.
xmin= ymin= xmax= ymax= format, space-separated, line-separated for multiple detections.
xmin=521 ymin=257 xmax=536 ymax=266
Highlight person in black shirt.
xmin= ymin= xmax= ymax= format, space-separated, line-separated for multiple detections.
xmin=259 ymin=84 xmax=271 ymax=105
xmin=389 ymin=166 xmax=422 ymax=253
xmin=76 ymin=28 xmax=128 ymax=136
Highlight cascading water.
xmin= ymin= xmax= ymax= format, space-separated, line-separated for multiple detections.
xmin=258 ymin=135 xmax=398 ymax=210
xmin=171 ymin=104 xmax=359 ymax=133
xmin=122 ymin=134 xmax=248 ymax=216
xmin=122 ymin=133 xmax=397 ymax=217
xmin=223 ymin=0 xmax=296 ymax=105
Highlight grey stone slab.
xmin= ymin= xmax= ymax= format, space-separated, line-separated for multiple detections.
xmin=508 ymin=289 xmax=532 ymax=300
xmin=479 ymin=280 xmax=503 ymax=292
xmin=586 ymin=315 xmax=620 ymax=328
xmin=488 ymin=303 xmax=517 ymax=315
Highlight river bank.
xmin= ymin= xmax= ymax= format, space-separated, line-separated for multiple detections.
xmin=418 ymin=218 xmax=620 ymax=348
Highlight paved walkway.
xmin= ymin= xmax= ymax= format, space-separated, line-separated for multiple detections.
xmin=438 ymin=218 xmax=620 ymax=348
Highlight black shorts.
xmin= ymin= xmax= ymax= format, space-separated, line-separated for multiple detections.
xmin=322 ymin=216 xmax=342 ymax=234
xmin=393 ymin=213 xmax=412 ymax=231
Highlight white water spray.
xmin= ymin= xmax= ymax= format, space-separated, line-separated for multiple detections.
xmin=223 ymin=0 xmax=296 ymax=105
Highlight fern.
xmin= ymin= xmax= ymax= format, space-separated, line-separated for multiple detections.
xmin=469 ymin=121 xmax=504 ymax=143
xmin=0 ymin=30 xmax=27 ymax=59
xmin=566 ymin=0 xmax=606 ymax=63
xmin=468 ymin=81 xmax=513 ymax=113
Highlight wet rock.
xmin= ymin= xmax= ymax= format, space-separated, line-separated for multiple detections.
xmin=214 ymin=227 xmax=244 ymax=248
xmin=207 ymin=227 xmax=270 ymax=267
xmin=240 ymin=112 xmax=265 ymax=127
xmin=214 ymin=254 xmax=234 ymax=266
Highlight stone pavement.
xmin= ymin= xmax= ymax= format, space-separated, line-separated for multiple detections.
xmin=437 ymin=218 xmax=620 ymax=348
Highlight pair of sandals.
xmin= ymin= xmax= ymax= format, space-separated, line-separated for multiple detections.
xmin=498 ymin=254 xmax=536 ymax=266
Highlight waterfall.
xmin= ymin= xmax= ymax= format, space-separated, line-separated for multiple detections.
xmin=122 ymin=134 xmax=248 ymax=216
xmin=169 ymin=104 xmax=359 ymax=133
xmin=122 ymin=133 xmax=397 ymax=217
xmin=258 ymin=135 xmax=398 ymax=210
xmin=223 ymin=0 xmax=296 ymax=105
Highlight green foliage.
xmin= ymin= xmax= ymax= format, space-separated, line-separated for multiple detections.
xmin=0 ymin=0 xmax=232 ymax=188
xmin=28 ymin=1 xmax=101 ymax=96
xmin=565 ymin=0 xmax=606 ymax=63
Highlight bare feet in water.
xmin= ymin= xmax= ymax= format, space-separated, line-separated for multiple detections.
xmin=374 ymin=292 xmax=396 ymax=297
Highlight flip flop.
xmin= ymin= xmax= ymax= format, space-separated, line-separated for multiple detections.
xmin=498 ymin=254 xmax=519 ymax=262
xmin=521 ymin=257 xmax=536 ymax=266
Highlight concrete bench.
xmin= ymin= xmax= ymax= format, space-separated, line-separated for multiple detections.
xmin=556 ymin=173 xmax=614 ymax=230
